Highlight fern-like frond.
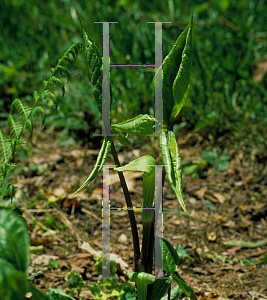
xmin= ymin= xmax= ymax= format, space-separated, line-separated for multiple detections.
xmin=25 ymin=119 xmax=33 ymax=142
xmin=62 ymin=55 xmax=74 ymax=66
xmin=57 ymin=42 xmax=84 ymax=70
xmin=8 ymin=114 xmax=23 ymax=139
xmin=76 ymin=42 xmax=85 ymax=52
xmin=50 ymin=76 xmax=65 ymax=97
xmin=6 ymin=184 xmax=17 ymax=201
xmin=43 ymin=90 xmax=58 ymax=110
xmin=10 ymin=139 xmax=25 ymax=159
xmin=43 ymin=80 xmax=48 ymax=89
xmin=33 ymin=106 xmax=45 ymax=127
xmin=0 ymin=162 xmax=17 ymax=201
xmin=91 ymin=54 xmax=101 ymax=86
xmin=33 ymin=90 xmax=40 ymax=105
xmin=0 ymin=40 xmax=86 ymax=201
xmin=10 ymin=99 xmax=32 ymax=121
xmin=57 ymin=65 xmax=70 ymax=82
xmin=70 ymin=45 xmax=79 ymax=59
xmin=79 ymin=20 xmax=110 ymax=114
xmin=0 ymin=162 xmax=16 ymax=179
xmin=0 ymin=129 xmax=12 ymax=163
xmin=68 ymin=42 xmax=84 ymax=60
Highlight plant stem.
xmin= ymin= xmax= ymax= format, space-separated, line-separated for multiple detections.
xmin=141 ymin=165 xmax=166 ymax=276
xmin=140 ymin=218 xmax=154 ymax=274
xmin=167 ymin=285 xmax=171 ymax=300
xmin=110 ymin=141 xmax=141 ymax=271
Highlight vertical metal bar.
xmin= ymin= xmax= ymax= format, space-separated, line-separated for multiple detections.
xmin=102 ymin=166 xmax=110 ymax=278
xmin=102 ymin=23 xmax=110 ymax=136
xmin=154 ymin=22 xmax=163 ymax=134
xmin=154 ymin=165 xmax=163 ymax=278
xmin=94 ymin=22 xmax=118 ymax=137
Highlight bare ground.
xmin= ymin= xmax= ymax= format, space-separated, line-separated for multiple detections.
xmin=6 ymin=128 xmax=267 ymax=300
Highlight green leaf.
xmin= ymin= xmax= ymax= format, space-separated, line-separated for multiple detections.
xmin=161 ymin=238 xmax=180 ymax=275
xmin=201 ymin=149 xmax=217 ymax=165
xmin=66 ymin=270 xmax=85 ymax=291
xmin=219 ymin=152 xmax=231 ymax=161
xmin=113 ymin=155 xmax=155 ymax=175
xmin=160 ymin=131 xmax=188 ymax=214
xmin=111 ymin=128 xmax=131 ymax=146
xmin=173 ymin=273 xmax=197 ymax=300
xmin=47 ymin=288 xmax=76 ymax=300
xmin=217 ymin=152 xmax=231 ymax=171
xmin=0 ymin=258 xmax=29 ymax=300
xmin=112 ymin=114 xmax=165 ymax=136
xmin=155 ymin=14 xmax=193 ymax=129
xmin=94 ymin=255 xmax=117 ymax=277
xmin=99 ymin=277 xmax=118 ymax=290
xmin=89 ymin=283 xmax=102 ymax=297
xmin=201 ymin=150 xmax=231 ymax=171
xmin=147 ymin=276 xmax=172 ymax=300
xmin=217 ymin=160 xmax=229 ymax=171
xmin=161 ymin=285 xmax=181 ymax=300
xmin=171 ymin=14 xmax=193 ymax=123
xmin=115 ymin=283 xmax=136 ymax=300
xmin=73 ymin=136 xmax=112 ymax=195
xmin=0 ymin=208 xmax=30 ymax=272
xmin=174 ymin=244 xmax=192 ymax=262
xmin=48 ymin=259 xmax=59 ymax=269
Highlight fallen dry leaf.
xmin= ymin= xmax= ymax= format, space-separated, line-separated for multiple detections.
xmin=212 ymin=192 xmax=226 ymax=203
xmin=195 ymin=187 xmax=207 ymax=198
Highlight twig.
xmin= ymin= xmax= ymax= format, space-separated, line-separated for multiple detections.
xmin=27 ymin=209 xmax=55 ymax=213
xmin=81 ymin=207 xmax=102 ymax=222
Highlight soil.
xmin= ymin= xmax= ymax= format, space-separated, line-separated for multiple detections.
xmin=6 ymin=128 xmax=267 ymax=300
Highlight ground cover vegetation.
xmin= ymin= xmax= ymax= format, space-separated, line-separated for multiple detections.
xmin=0 ymin=0 xmax=267 ymax=299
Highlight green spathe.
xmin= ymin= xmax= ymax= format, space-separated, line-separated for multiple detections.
xmin=129 ymin=272 xmax=155 ymax=300
xmin=114 ymin=155 xmax=156 ymax=223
